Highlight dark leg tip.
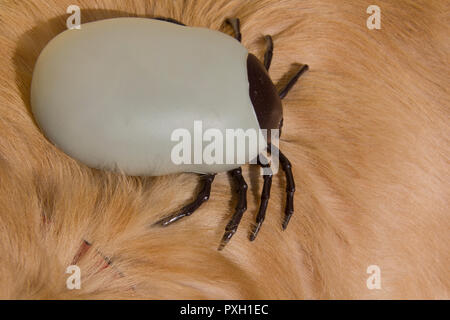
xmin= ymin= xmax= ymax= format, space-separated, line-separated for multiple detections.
xmin=152 ymin=210 xmax=191 ymax=227
xmin=219 ymin=167 xmax=247 ymax=249
xmin=249 ymin=223 xmax=262 ymax=241
xmin=152 ymin=215 xmax=178 ymax=227
xmin=218 ymin=229 xmax=237 ymax=250
xmin=282 ymin=213 xmax=293 ymax=230
xmin=153 ymin=174 xmax=215 ymax=228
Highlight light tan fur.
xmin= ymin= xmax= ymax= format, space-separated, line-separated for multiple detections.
xmin=0 ymin=0 xmax=448 ymax=299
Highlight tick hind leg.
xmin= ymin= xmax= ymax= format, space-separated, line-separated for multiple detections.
xmin=153 ymin=174 xmax=215 ymax=226
xmin=225 ymin=19 xmax=274 ymax=71
xmin=225 ymin=18 xmax=242 ymax=42
xmin=153 ymin=16 xmax=186 ymax=26
xmin=218 ymin=167 xmax=248 ymax=250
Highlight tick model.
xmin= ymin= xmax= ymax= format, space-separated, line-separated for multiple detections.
xmin=31 ymin=17 xmax=309 ymax=249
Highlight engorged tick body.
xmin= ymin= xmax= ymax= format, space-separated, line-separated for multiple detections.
xmin=30 ymin=17 xmax=309 ymax=249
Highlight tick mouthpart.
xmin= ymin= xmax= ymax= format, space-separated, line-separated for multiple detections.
xmin=247 ymin=53 xmax=283 ymax=144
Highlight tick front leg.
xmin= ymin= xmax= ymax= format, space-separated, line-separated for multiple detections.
xmin=278 ymin=64 xmax=309 ymax=100
xmin=263 ymin=35 xmax=273 ymax=71
xmin=218 ymin=167 xmax=248 ymax=250
xmin=278 ymin=149 xmax=295 ymax=229
xmin=153 ymin=174 xmax=215 ymax=226
xmin=250 ymin=156 xmax=273 ymax=241
xmin=267 ymin=144 xmax=296 ymax=229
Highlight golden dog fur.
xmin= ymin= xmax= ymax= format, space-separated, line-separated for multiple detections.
xmin=0 ymin=0 xmax=448 ymax=299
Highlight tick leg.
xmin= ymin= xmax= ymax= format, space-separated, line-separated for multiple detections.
xmin=218 ymin=167 xmax=248 ymax=250
xmin=263 ymin=35 xmax=273 ymax=71
xmin=278 ymin=64 xmax=309 ymax=100
xmin=153 ymin=16 xmax=186 ymax=26
xmin=250 ymin=155 xmax=273 ymax=241
xmin=225 ymin=18 xmax=242 ymax=42
xmin=153 ymin=174 xmax=215 ymax=226
xmin=275 ymin=146 xmax=296 ymax=229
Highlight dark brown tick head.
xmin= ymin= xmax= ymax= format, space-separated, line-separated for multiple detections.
xmin=247 ymin=53 xmax=283 ymax=143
